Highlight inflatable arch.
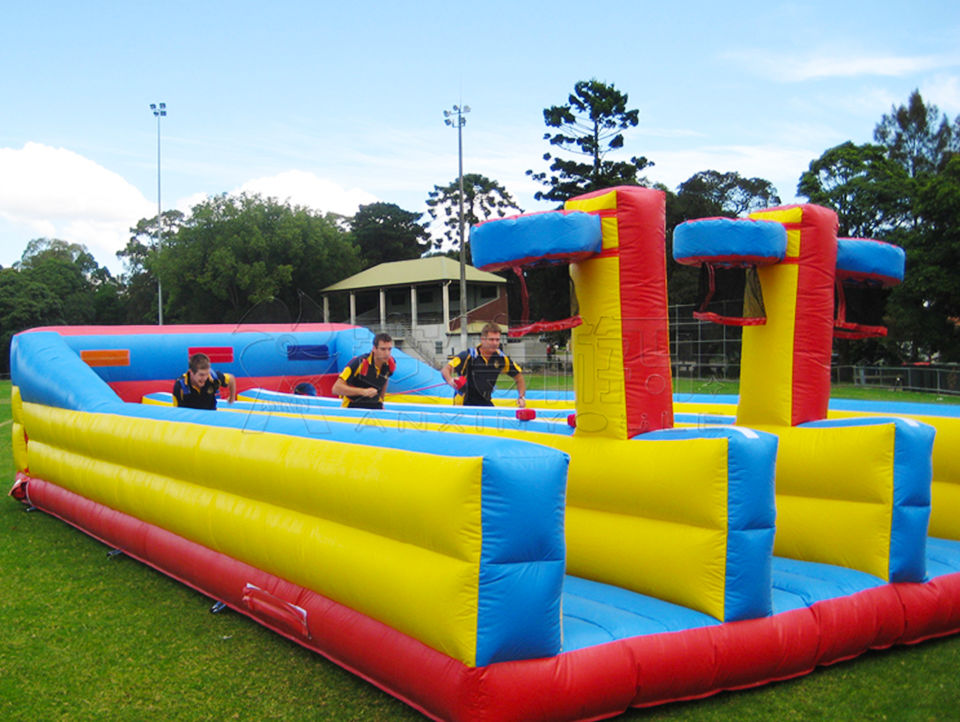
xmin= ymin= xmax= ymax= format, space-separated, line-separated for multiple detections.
xmin=8 ymin=187 xmax=960 ymax=721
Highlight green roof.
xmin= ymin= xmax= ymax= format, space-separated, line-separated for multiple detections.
xmin=321 ymin=256 xmax=506 ymax=292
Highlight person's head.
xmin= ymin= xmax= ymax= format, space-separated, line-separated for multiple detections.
xmin=479 ymin=323 xmax=502 ymax=354
xmin=293 ymin=382 xmax=317 ymax=396
xmin=188 ymin=353 xmax=211 ymax=386
xmin=372 ymin=332 xmax=393 ymax=365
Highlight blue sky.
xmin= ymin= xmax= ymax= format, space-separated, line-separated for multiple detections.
xmin=2 ymin=1 xmax=959 ymax=273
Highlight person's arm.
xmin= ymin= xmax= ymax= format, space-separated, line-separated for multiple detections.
xmin=380 ymin=378 xmax=389 ymax=400
xmin=441 ymin=362 xmax=458 ymax=389
xmin=226 ymin=374 xmax=237 ymax=404
xmin=514 ymin=372 xmax=527 ymax=408
xmin=332 ymin=376 xmax=378 ymax=399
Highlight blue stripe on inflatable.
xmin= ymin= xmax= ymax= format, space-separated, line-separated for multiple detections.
xmin=638 ymin=426 xmax=777 ymax=621
xmin=240 ymin=389 xmax=575 ymax=423
xmin=18 ymin=326 xmax=446 ymax=396
xmin=801 ymin=416 xmax=934 ymax=582
xmin=771 ymin=557 xmax=885 ymax=613
xmin=927 ymin=537 xmax=960 ymax=579
xmin=470 ymin=211 xmax=602 ymax=270
xmin=837 ymin=238 xmax=905 ymax=283
xmin=828 ymin=397 xmax=960 ymax=418
xmin=561 ymin=576 xmax=719 ymax=652
xmin=477 ymin=450 xmax=566 ymax=663
xmin=673 ymin=217 xmax=787 ymax=265
xmin=12 ymin=332 xmax=119 ymax=412
xmin=207 ymin=397 xmax=577 ymax=436
xmin=48 ymin=330 xmax=344 ymax=381
xmin=287 ymin=344 xmax=330 ymax=360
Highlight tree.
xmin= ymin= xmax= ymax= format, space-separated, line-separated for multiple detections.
xmin=874 ymin=89 xmax=958 ymax=178
xmin=793 ymin=90 xmax=960 ymax=362
xmin=426 ymin=174 xmax=522 ymax=251
xmin=526 ymin=79 xmax=653 ymax=202
xmin=676 ymin=171 xmax=781 ymax=217
xmin=16 ymin=238 xmax=98 ymax=275
xmin=0 ymin=267 xmax=64 ymax=372
xmin=797 ymin=142 xmax=912 ymax=237
xmin=885 ymin=155 xmax=960 ymax=361
xmin=13 ymin=238 xmax=123 ymax=326
xmin=117 ymin=210 xmax=187 ymax=323
xmin=350 ymin=202 xmax=430 ymax=268
xmin=152 ymin=194 xmax=360 ymax=323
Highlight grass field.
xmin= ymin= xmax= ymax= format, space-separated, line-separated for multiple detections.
xmin=2 ymin=379 xmax=959 ymax=720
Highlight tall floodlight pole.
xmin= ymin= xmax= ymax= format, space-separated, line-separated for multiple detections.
xmin=150 ymin=102 xmax=167 ymax=325
xmin=444 ymin=104 xmax=470 ymax=352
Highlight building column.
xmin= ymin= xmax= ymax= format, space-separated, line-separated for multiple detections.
xmin=349 ymin=292 xmax=356 ymax=325
xmin=410 ymin=285 xmax=418 ymax=328
xmin=379 ymin=288 xmax=387 ymax=329
xmin=442 ymin=281 xmax=451 ymax=333
xmin=322 ymin=295 xmax=330 ymax=323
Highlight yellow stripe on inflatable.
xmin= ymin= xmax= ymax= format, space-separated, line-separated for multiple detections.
xmin=570 ymin=256 xmax=628 ymax=439
xmin=565 ymin=188 xmax=619 ymax=249
xmin=763 ymin=423 xmax=894 ymax=580
xmin=563 ymin=436 xmax=729 ymax=620
xmin=738 ymin=263 xmax=799 ymax=427
xmin=827 ymin=409 xmax=960 ymax=540
xmin=738 ymin=208 xmax=804 ymax=427
xmin=564 ymin=188 xmax=634 ymax=439
xmin=567 ymin=508 xmax=726 ymax=618
xmin=11 ymin=385 xmax=23 ymax=423
xmin=12 ymin=422 xmax=28 ymax=472
xmin=932 ymin=481 xmax=960 ymax=540
xmin=22 ymin=402 xmax=483 ymax=666
xmin=751 ymin=206 xmax=803 ymax=258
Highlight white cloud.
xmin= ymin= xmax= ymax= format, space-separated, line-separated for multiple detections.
xmin=788 ymin=54 xmax=951 ymax=81
xmin=234 ymin=170 xmax=379 ymax=215
xmin=0 ymin=142 xmax=154 ymax=271
xmin=727 ymin=50 xmax=960 ymax=82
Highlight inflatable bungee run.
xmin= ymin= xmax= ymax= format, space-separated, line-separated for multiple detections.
xmin=9 ymin=186 xmax=960 ymax=721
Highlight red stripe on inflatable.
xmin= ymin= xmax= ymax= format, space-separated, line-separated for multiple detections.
xmin=780 ymin=205 xmax=838 ymax=426
xmin=693 ymin=311 xmax=767 ymax=327
xmin=477 ymin=251 xmax=598 ymax=272
xmin=109 ymin=374 xmax=341 ymax=403
xmin=472 ymin=209 xmax=586 ymax=226
xmin=676 ymin=254 xmax=783 ymax=268
xmin=188 ymin=346 xmax=234 ymax=363
xmin=837 ymin=270 xmax=901 ymax=287
xmin=19 ymin=476 xmax=960 ymax=721
xmin=609 ymin=187 xmax=674 ymax=435
xmin=20 ymin=323 xmax=357 ymax=336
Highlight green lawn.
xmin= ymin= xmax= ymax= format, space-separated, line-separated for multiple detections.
xmin=3 ymin=379 xmax=959 ymax=720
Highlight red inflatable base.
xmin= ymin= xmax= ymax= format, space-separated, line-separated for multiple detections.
xmin=15 ymin=474 xmax=960 ymax=721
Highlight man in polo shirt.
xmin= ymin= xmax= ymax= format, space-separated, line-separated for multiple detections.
xmin=331 ymin=333 xmax=395 ymax=410
xmin=442 ymin=323 xmax=526 ymax=407
xmin=173 ymin=353 xmax=237 ymax=410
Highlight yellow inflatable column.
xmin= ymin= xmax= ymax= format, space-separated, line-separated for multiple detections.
xmin=738 ymin=205 xmax=838 ymax=427
xmin=565 ymin=186 xmax=673 ymax=439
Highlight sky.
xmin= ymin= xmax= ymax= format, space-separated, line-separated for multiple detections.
xmin=2 ymin=1 xmax=959 ymax=274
